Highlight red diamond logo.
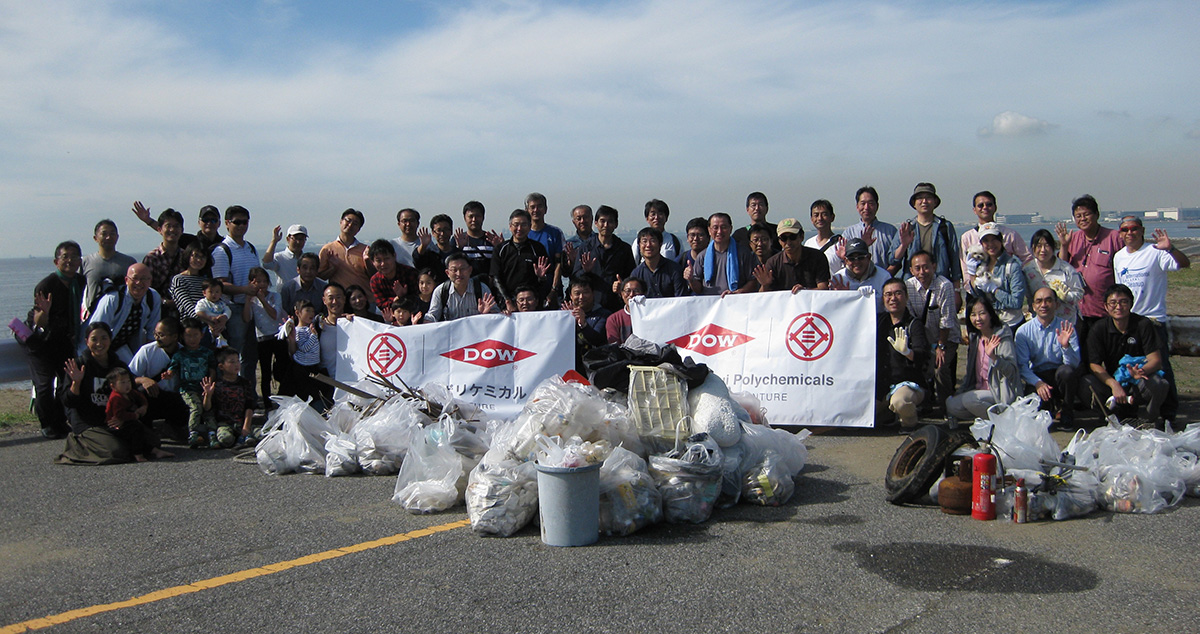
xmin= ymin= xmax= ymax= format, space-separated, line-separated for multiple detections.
xmin=441 ymin=339 xmax=536 ymax=368
xmin=668 ymin=324 xmax=754 ymax=356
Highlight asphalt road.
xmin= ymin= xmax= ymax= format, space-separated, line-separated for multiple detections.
xmin=1 ymin=425 xmax=1198 ymax=634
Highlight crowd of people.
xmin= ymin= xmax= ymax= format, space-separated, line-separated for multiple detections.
xmin=16 ymin=186 xmax=1190 ymax=464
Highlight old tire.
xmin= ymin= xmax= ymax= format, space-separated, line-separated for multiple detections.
xmin=885 ymin=425 xmax=977 ymax=505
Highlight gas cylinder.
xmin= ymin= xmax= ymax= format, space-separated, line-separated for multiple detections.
xmin=972 ymin=452 xmax=997 ymax=520
xmin=938 ymin=457 xmax=972 ymax=515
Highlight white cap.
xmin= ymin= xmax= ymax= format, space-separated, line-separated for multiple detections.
xmin=287 ymin=224 xmax=308 ymax=237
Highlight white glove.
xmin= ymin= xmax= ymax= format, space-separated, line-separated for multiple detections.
xmin=887 ymin=326 xmax=912 ymax=356
xmin=975 ymin=278 xmax=998 ymax=294
xmin=965 ymin=257 xmax=982 ymax=277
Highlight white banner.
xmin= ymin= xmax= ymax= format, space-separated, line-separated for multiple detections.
xmin=630 ymin=291 xmax=878 ymax=427
xmin=335 ymin=312 xmax=575 ymax=418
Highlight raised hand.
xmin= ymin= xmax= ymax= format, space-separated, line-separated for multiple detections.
xmin=34 ymin=291 xmax=52 ymax=315
xmin=132 ymin=201 xmax=152 ymax=224
xmin=454 ymin=227 xmax=468 ymax=249
xmin=534 ymin=256 xmax=551 ymax=278
xmin=861 ymin=223 xmax=876 ymax=246
xmin=887 ymin=326 xmax=911 ymax=356
xmin=1056 ymin=320 xmax=1074 ymax=349
xmin=612 ymin=274 xmax=623 ymax=294
xmin=272 ymin=225 xmax=283 ymax=243
xmin=478 ymin=292 xmax=496 ymax=315
xmin=835 ymin=239 xmax=847 ymax=264
xmin=1055 ymin=221 xmax=1071 ymax=243
xmin=1152 ymin=228 xmax=1172 ymax=251
xmin=898 ymin=221 xmax=915 ymax=248
xmin=201 ymin=376 xmax=216 ymax=398
xmin=417 ymin=226 xmax=432 ymax=248
xmin=486 ymin=230 xmax=503 ymax=246
xmin=580 ymin=251 xmax=596 ymax=273
xmin=983 ymin=334 xmax=1001 ymax=358
xmin=411 ymin=311 xmax=423 ymax=326
xmin=563 ymin=242 xmax=577 ymax=269
xmin=392 ymin=279 xmax=408 ymax=299
xmin=752 ymin=263 xmax=773 ymax=289
xmin=829 ymin=277 xmax=849 ymax=291
xmin=64 ymin=358 xmax=84 ymax=385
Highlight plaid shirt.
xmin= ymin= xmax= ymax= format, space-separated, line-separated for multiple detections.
xmin=142 ymin=244 xmax=188 ymax=296
xmin=369 ymin=264 xmax=419 ymax=310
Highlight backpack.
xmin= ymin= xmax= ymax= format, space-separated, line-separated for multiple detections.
xmin=87 ymin=277 xmax=158 ymax=319
xmin=216 ymin=241 xmax=258 ymax=276
xmin=434 ymin=279 xmax=484 ymax=321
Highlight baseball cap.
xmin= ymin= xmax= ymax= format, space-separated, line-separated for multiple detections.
xmin=777 ymin=218 xmax=802 ymax=235
xmin=978 ymin=222 xmax=1002 ymax=240
xmin=287 ymin=224 xmax=309 ymax=237
xmin=845 ymin=238 xmax=870 ymax=258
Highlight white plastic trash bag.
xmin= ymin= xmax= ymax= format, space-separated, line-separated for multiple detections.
xmin=598 ymin=447 xmax=662 ymax=536
xmin=970 ymin=395 xmax=1058 ymax=472
xmin=466 ymin=458 xmax=539 ymax=537
xmin=393 ymin=420 xmax=464 ymax=514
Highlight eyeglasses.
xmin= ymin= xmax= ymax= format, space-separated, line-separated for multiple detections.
xmin=778 ymin=233 xmax=800 ymax=242
xmin=200 ymin=217 xmax=220 ymax=224
xmin=1106 ymin=298 xmax=1132 ymax=308
xmin=848 ymin=254 xmax=870 ymax=261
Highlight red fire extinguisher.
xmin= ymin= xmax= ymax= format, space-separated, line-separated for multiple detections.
xmin=972 ymin=452 xmax=997 ymax=520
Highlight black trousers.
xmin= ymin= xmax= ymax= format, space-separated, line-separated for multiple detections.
xmin=25 ymin=349 xmax=68 ymax=434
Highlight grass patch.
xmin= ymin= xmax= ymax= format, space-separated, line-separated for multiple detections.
xmin=1168 ymin=266 xmax=1200 ymax=288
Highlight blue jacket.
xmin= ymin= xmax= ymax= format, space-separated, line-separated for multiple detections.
xmin=902 ymin=215 xmax=961 ymax=284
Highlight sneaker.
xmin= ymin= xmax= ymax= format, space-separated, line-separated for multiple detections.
xmin=40 ymin=427 xmax=67 ymax=440
xmin=188 ymin=432 xmax=206 ymax=449
xmin=237 ymin=435 xmax=256 ymax=449
xmin=208 ymin=432 xmax=221 ymax=449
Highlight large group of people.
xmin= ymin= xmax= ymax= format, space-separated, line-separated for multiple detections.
xmin=17 ymin=185 xmax=1190 ymax=464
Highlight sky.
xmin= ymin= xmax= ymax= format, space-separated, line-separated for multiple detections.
xmin=1 ymin=0 xmax=1198 ymax=257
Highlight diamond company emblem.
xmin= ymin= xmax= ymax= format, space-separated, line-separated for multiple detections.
xmin=441 ymin=339 xmax=536 ymax=368
xmin=668 ymin=324 xmax=754 ymax=356
xmin=367 ymin=333 xmax=407 ymax=377
xmin=786 ymin=312 xmax=834 ymax=361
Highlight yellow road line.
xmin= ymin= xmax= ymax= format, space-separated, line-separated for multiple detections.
xmin=0 ymin=519 xmax=470 ymax=634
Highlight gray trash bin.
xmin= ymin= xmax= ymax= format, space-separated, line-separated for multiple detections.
xmin=535 ymin=462 xmax=600 ymax=546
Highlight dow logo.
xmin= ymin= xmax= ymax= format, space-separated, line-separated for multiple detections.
xmin=441 ymin=339 xmax=536 ymax=368
xmin=668 ymin=324 xmax=754 ymax=356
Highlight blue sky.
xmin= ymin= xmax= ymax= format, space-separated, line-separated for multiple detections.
xmin=2 ymin=0 xmax=1198 ymax=257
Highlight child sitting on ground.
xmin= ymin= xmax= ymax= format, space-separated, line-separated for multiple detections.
xmin=104 ymin=367 xmax=173 ymax=461
xmin=168 ymin=318 xmax=216 ymax=449
xmin=195 ymin=278 xmax=231 ymax=347
xmin=202 ymin=347 xmax=258 ymax=449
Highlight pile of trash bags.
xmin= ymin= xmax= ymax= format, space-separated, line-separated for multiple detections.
xmin=968 ymin=395 xmax=1200 ymax=519
xmin=253 ymin=371 xmax=810 ymax=539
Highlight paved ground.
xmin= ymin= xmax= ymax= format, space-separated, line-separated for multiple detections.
xmin=2 ymin=413 xmax=1199 ymax=634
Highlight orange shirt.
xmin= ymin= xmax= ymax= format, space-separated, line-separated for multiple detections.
xmin=318 ymin=239 xmax=373 ymax=303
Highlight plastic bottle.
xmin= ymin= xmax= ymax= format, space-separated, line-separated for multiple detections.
xmin=1013 ymin=478 xmax=1028 ymax=524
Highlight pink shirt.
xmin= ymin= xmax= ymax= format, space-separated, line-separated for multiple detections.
xmin=1063 ymin=226 xmax=1123 ymax=318
xmin=975 ymin=338 xmax=991 ymax=390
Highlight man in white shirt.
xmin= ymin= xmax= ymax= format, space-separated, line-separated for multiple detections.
xmin=1113 ymin=215 xmax=1189 ymax=425
xmin=831 ymin=238 xmax=891 ymax=313
xmin=262 ymin=224 xmax=308 ymax=288
xmin=390 ymin=208 xmax=422 ymax=267
xmin=211 ymin=205 xmax=262 ymax=390
xmin=804 ymin=199 xmax=843 ymax=277
xmin=424 ymin=253 xmax=500 ymax=322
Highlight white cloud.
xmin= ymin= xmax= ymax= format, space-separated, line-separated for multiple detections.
xmin=977 ymin=111 xmax=1057 ymax=138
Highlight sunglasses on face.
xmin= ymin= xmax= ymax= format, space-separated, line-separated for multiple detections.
xmin=229 ymin=219 xmax=249 ymax=226
xmin=778 ymin=233 xmax=800 ymax=242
